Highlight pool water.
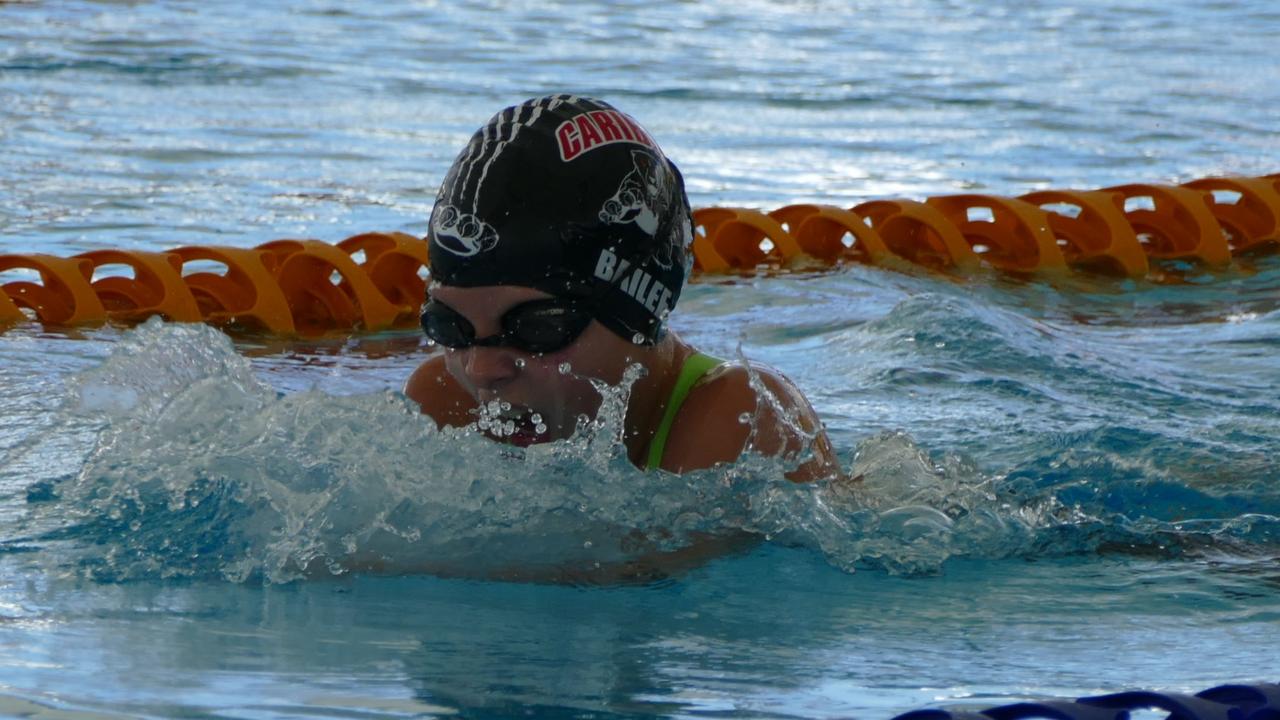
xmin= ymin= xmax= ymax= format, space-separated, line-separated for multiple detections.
xmin=2 ymin=0 xmax=1279 ymax=717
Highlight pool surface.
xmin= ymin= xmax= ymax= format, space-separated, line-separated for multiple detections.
xmin=2 ymin=1 xmax=1279 ymax=717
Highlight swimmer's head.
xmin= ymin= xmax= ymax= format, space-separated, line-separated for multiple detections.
xmin=426 ymin=95 xmax=694 ymax=346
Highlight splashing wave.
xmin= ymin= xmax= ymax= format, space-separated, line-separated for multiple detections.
xmin=18 ymin=319 xmax=1277 ymax=584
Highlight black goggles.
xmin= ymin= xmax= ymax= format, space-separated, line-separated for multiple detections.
xmin=420 ymin=297 xmax=595 ymax=354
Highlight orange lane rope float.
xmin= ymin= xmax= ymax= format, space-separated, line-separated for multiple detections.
xmin=2 ymin=173 xmax=1278 ymax=336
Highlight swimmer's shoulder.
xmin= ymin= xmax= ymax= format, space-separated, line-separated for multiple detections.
xmin=658 ymin=360 xmax=843 ymax=483
xmin=404 ymin=356 xmax=475 ymax=428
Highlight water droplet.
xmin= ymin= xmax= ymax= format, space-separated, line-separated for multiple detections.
xmin=631 ymin=333 xmax=646 ymax=344
xmin=530 ymin=413 xmax=542 ymax=424
xmin=514 ymin=357 xmax=526 ymax=368
xmin=558 ymin=362 xmax=572 ymax=374
xmin=738 ymin=412 xmax=752 ymax=424
xmin=582 ymin=540 xmax=593 ymax=549
xmin=535 ymin=423 xmax=547 ymax=434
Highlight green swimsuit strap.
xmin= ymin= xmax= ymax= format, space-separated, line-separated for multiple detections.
xmin=645 ymin=352 xmax=724 ymax=471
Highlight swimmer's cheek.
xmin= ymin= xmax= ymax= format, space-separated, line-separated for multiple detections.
xmin=404 ymin=357 xmax=478 ymax=429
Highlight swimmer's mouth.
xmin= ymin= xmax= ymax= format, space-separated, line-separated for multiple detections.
xmin=480 ymin=409 xmax=551 ymax=448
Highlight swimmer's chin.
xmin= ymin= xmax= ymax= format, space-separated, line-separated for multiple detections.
xmin=472 ymin=404 xmax=566 ymax=447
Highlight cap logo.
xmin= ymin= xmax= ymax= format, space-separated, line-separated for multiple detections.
xmin=431 ymin=204 xmax=499 ymax=257
xmin=594 ymin=247 xmax=674 ymax=317
xmin=599 ymin=150 xmax=674 ymax=268
xmin=556 ymin=110 xmax=658 ymax=162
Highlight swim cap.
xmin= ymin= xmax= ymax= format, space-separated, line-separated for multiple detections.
xmin=427 ymin=95 xmax=693 ymax=345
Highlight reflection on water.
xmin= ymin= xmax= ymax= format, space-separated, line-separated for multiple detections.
xmin=2 ymin=549 xmax=1277 ymax=718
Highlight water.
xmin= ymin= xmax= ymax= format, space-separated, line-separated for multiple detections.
xmin=2 ymin=0 xmax=1279 ymax=717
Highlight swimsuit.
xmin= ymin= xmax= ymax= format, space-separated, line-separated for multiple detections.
xmin=644 ymin=352 xmax=724 ymax=471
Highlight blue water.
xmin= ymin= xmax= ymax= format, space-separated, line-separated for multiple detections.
xmin=2 ymin=0 xmax=1280 ymax=717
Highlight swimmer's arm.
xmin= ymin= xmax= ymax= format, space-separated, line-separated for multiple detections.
xmin=658 ymin=365 xmax=843 ymax=483
xmin=404 ymin=356 xmax=476 ymax=428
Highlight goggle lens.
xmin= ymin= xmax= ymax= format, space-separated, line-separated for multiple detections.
xmin=420 ymin=298 xmax=593 ymax=354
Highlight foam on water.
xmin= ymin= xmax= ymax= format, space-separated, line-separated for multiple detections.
xmin=4 ymin=319 xmax=1014 ymax=583
xmin=30 ymin=323 xmax=724 ymax=583
xmin=16 ymin=313 xmax=1276 ymax=588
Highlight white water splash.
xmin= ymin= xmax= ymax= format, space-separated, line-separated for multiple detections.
xmin=22 ymin=319 xmax=1064 ymax=584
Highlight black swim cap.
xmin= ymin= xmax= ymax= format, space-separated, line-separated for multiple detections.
xmin=427 ymin=95 xmax=693 ymax=345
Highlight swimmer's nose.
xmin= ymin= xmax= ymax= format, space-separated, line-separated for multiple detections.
xmin=461 ymin=345 xmax=519 ymax=391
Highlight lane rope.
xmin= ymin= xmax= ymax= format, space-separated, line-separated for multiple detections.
xmin=889 ymin=680 xmax=1280 ymax=720
xmin=3 ymin=173 xmax=1278 ymax=336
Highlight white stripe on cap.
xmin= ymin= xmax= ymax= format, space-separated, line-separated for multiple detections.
xmin=472 ymin=99 xmax=550 ymax=210
xmin=448 ymin=96 xmax=588 ymax=214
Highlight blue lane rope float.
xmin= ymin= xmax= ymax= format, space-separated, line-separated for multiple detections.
xmin=889 ymin=681 xmax=1280 ymax=720
xmin=2 ymin=173 xmax=1278 ymax=336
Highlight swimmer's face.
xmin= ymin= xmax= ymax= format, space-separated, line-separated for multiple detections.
xmin=428 ymin=284 xmax=640 ymax=447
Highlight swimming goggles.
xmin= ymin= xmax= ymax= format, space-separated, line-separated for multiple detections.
xmin=419 ymin=297 xmax=595 ymax=354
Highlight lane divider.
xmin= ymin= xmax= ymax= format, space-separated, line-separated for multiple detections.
xmin=2 ymin=174 xmax=1278 ymax=336
xmin=889 ymin=680 xmax=1280 ymax=720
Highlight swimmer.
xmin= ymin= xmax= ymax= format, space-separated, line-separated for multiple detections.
xmin=405 ymin=95 xmax=841 ymax=483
